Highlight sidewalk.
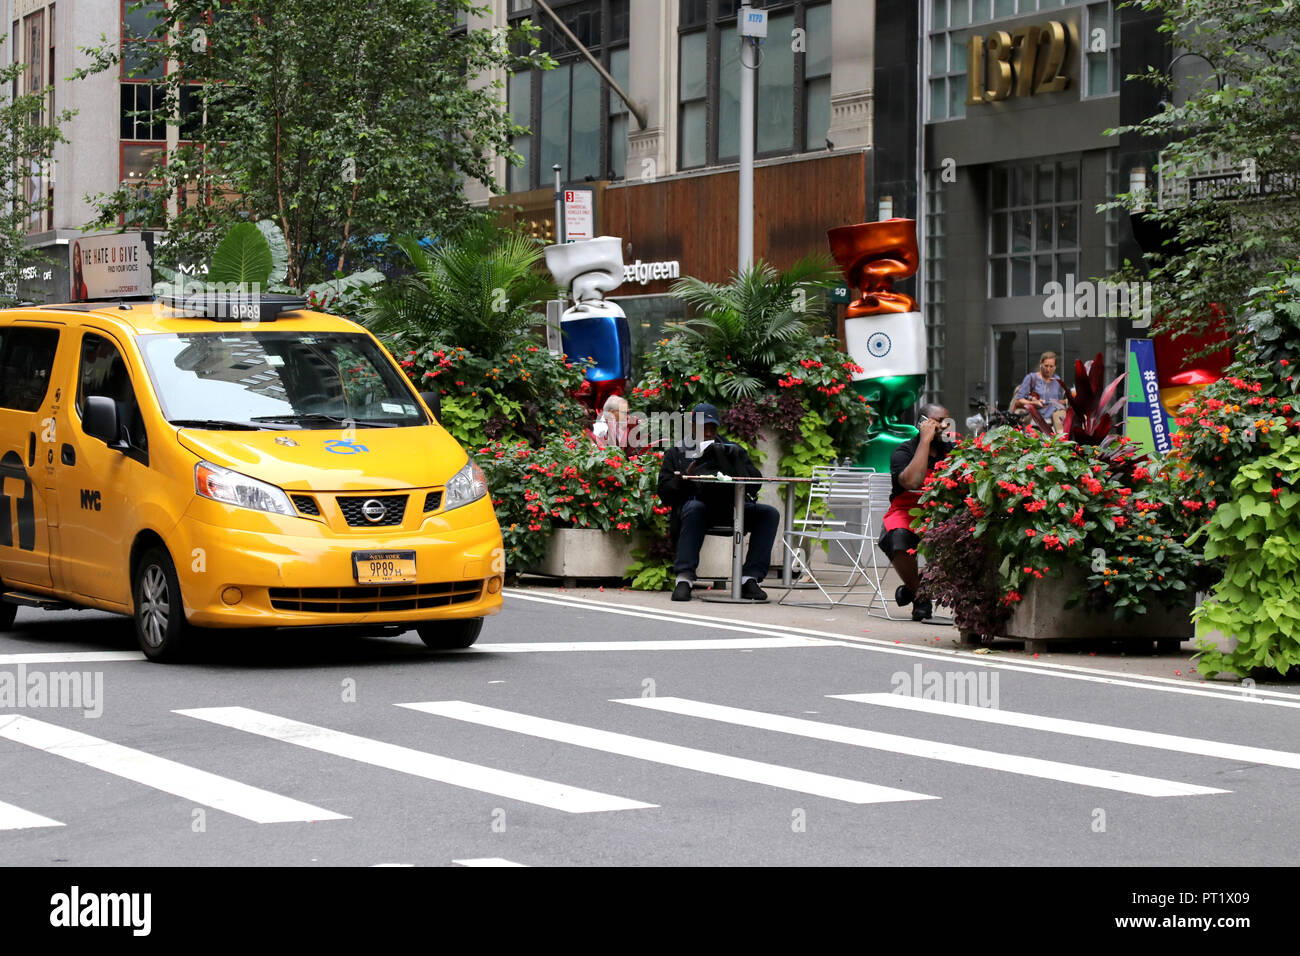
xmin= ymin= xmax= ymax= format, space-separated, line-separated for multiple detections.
xmin=512 ymin=566 xmax=1255 ymax=686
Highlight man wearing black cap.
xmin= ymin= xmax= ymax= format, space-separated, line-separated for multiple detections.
xmin=656 ymin=403 xmax=780 ymax=602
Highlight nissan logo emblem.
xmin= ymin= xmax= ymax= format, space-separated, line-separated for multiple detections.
xmin=361 ymin=499 xmax=387 ymax=523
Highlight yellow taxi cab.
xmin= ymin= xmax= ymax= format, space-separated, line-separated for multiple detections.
xmin=0 ymin=293 xmax=503 ymax=661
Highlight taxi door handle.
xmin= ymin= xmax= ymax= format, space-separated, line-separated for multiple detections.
xmin=27 ymin=432 xmax=35 ymax=466
xmin=61 ymin=444 xmax=75 ymax=466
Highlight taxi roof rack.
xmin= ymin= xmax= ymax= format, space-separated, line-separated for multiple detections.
xmin=154 ymin=291 xmax=309 ymax=322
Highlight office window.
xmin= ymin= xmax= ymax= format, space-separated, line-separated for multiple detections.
xmin=804 ymin=3 xmax=831 ymax=149
xmin=508 ymin=71 xmax=532 ymax=193
xmin=1084 ymin=1 xmax=1121 ymax=97
xmin=608 ymin=46 xmax=629 ymax=179
xmin=680 ymin=30 xmax=707 ymax=169
xmin=988 ymin=159 xmax=1080 ymax=298
xmin=680 ymin=0 xmax=832 ymax=169
xmin=508 ymin=0 xmax=629 ymax=189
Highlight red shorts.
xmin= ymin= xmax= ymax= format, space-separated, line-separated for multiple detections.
xmin=882 ymin=491 xmax=921 ymax=533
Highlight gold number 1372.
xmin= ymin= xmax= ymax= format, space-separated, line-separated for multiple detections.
xmin=966 ymin=20 xmax=1070 ymax=105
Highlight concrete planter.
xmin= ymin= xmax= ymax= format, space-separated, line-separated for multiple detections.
xmin=962 ymin=566 xmax=1195 ymax=654
xmin=527 ymin=527 xmax=739 ymax=585
xmin=528 ymin=527 xmax=644 ymax=581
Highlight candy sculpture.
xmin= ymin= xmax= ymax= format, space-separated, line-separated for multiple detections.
xmin=827 ymin=219 xmax=928 ymax=471
xmin=545 ymin=236 xmax=632 ymax=412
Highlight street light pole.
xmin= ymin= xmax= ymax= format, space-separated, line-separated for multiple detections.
xmin=553 ymin=164 xmax=564 ymax=246
xmin=738 ymin=5 xmax=767 ymax=272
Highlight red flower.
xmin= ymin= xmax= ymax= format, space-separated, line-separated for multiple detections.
xmin=1025 ymin=529 xmax=1036 ymax=537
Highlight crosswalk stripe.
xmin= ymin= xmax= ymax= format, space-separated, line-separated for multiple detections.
xmin=834 ymin=693 xmax=1300 ymax=769
xmin=399 ymin=701 xmax=938 ymax=805
xmin=177 ymin=707 xmax=653 ymax=814
xmin=453 ymin=857 xmax=528 ymax=867
xmin=475 ymin=637 xmax=825 ymax=652
xmin=0 ymin=798 xmax=63 ymax=830
xmin=0 ymin=652 xmax=145 ymax=665
xmin=614 ymin=697 xmax=1228 ymax=798
xmin=0 ymin=715 xmax=346 ymax=823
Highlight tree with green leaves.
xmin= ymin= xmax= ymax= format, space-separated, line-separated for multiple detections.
xmin=0 ymin=33 xmax=74 ymax=306
xmin=74 ymin=0 xmax=550 ymax=287
xmin=1107 ymin=0 xmax=1300 ymax=339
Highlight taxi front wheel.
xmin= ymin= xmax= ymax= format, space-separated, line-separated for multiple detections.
xmin=133 ymin=547 xmax=193 ymax=663
xmin=416 ymin=618 xmax=483 ymax=650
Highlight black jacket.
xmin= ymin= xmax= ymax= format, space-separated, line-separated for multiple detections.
xmin=657 ymin=440 xmax=761 ymax=541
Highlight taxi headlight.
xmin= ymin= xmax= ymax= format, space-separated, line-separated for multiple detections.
xmin=195 ymin=461 xmax=295 ymax=516
xmin=443 ymin=461 xmax=489 ymax=512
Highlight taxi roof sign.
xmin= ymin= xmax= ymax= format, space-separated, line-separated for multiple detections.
xmin=155 ymin=290 xmax=309 ymax=322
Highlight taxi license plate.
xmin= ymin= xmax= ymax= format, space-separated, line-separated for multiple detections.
xmin=353 ymin=550 xmax=417 ymax=584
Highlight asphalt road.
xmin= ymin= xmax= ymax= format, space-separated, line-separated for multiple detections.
xmin=2 ymin=589 xmax=1298 ymax=867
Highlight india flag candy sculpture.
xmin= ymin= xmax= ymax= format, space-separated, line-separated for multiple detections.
xmin=827 ymin=219 xmax=928 ymax=471
xmin=544 ymin=236 xmax=632 ymax=412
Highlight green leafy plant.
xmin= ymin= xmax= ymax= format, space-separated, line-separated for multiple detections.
xmin=917 ymin=426 xmax=1203 ymax=631
xmin=397 ymin=342 xmax=591 ymax=449
xmin=207 ymin=222 xmax=274 ymax=285
xmin=668 ymin=255 xmax=841 ymax=397
xmin=475 ymin=439 xmax=669 ymax=571
xmin=1191 ymin=433 xmax=1300 ymax=677
xmin=362 ymin=224 xmax=556 ymax=355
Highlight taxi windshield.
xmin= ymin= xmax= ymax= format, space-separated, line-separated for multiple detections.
xmin=138 ymin=331 xmax=429 ymax=429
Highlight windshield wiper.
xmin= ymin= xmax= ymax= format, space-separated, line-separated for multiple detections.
xmin=170 ymin=418 xmax=269 ymax=431
xmin=249 ymin=413 xmax=401 ymax=428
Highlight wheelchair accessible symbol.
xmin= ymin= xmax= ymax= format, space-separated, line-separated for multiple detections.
xmin=866 ymin=331 xmax=892 ymax=357
xmin=325 ymin=439 xmax=369 ymax=455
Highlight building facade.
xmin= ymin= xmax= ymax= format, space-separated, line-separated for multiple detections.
xmin=5 ymin=0 xmax=160 ymax=301
xmin=467 ymin=0 xmax=879 ymax=386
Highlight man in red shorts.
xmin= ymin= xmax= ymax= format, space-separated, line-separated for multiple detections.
xmin=878 ymin=403 xmax=954 ymax=622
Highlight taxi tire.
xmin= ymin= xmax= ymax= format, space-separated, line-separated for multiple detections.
xmin=0 ymin=595 xmax=15 ymax=632
xmin=133 ymin=547 xmax=192 ymax=663
xmin=416 ymin=618 xmax=483 ymax=650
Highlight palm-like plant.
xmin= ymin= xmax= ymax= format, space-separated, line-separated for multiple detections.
xmin=361 ymin=221 xmax=556 ymax=355
xmin=668 ymin=255 xmax=841 ymax=398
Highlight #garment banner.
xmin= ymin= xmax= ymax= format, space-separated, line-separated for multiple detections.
xmin=1125 ymin=338 xmax=1177 ymax=455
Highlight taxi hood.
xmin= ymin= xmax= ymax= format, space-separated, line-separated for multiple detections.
xmin=175 ymin=425 xmax=469 ymax=491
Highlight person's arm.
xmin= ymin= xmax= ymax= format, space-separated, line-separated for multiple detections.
xmin=898 ymin=420 xmax=941 ymax=490
xmin=657 ymin=448 xmax=689 ymax=507
xmin=1009 ymin=373 xmax=1037 ymax=412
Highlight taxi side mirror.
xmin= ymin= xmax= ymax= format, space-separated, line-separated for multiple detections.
xmin=83 ymin=395 xmax=121 ymax=445
xmin=419 ymin=390 xmax=441 ymax=423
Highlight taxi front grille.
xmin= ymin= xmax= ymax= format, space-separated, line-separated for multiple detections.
xmin=337 ymin=494 xmax=407 ymax=527
xmin=268 ymin=580 xmax=483 ymax=613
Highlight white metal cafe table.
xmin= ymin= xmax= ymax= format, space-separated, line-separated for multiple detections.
xmin=673 ymin=473 xmax=815 ymax=602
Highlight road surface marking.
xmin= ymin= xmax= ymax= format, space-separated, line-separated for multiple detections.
xmin=453 ymin=857 xmax=528 ymax=867
xmin=0 ymin=798 xmax=63 ymax=830
xmin=613 ymin=697 xmax=1228 ymax=798
xmin=176 ymin=707 xmax=653 ymax=814
xmin=399 ymin=701 xmax=937 ymax=806
xmin=0 ymin=714 xmax=346 ymax=823
xmin=0 ymin=651 xmax=145 ymax=665
xmin=507 ymin=591 xmax=1300 ymax=708
xmin=835 ymin=693 xmax=1300 ymax=769
xmin=475 ymin=637 xmax=825 ymax=652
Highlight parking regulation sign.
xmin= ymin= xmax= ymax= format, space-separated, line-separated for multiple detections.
xmin=563 ymin=189 xmax=595 ymax=242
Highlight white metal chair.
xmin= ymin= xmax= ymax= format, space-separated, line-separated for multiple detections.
xmin=779 ymin=466 xmax=903 ymax=617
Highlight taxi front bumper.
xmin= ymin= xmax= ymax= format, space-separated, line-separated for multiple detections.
xmin=171 ymin=498 xmax=504 ymax=628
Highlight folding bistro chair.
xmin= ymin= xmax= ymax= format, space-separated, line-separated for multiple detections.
xmin=779 ymin=465 xmax=903 ymax=617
